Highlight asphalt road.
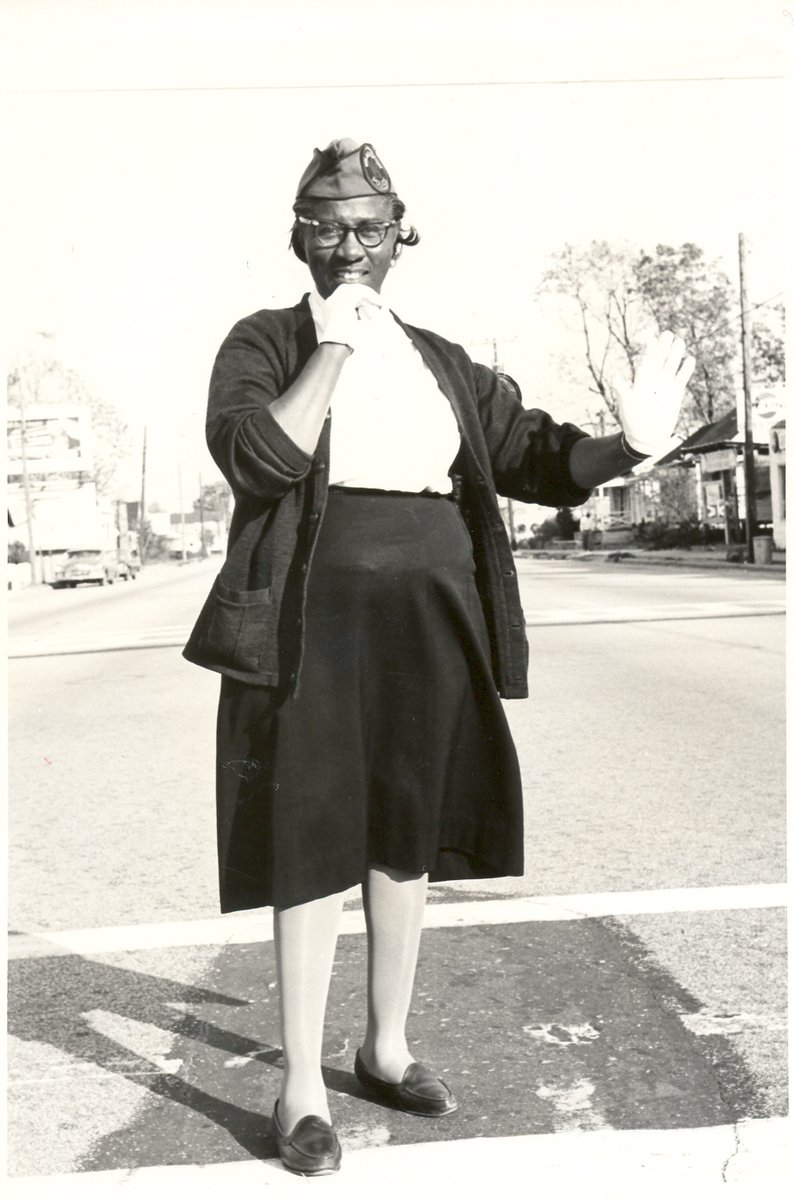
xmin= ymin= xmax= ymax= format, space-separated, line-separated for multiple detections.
xmin=7 ymin=558 xmax=788 ymax=1195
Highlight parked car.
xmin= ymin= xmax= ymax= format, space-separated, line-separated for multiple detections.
xmin=50 ymin=549 xmax=119 ymax=588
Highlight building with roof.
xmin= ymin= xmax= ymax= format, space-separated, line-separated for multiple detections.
xmin=576 ymin=399 xmax=785 ymax=549
xmin=768 ymin=419 xmax=786 ymax=550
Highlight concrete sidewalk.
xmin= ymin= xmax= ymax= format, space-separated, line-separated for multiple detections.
xmin=518 ymin=547 xmax=786 ymax=573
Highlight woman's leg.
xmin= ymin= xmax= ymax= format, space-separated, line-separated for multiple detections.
xmin=360 ymin=864 xmax=428 ymax=1082
xmin=273 ymin=888 xmax=347 ymax=1131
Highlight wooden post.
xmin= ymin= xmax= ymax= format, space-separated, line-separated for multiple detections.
xmin=178 ymin=462 xmax=187 ymax=562
xmin=198 ymin=472 xmax=207 ymax=557
xmin=17 ymin=401 xmax=39 ymax=584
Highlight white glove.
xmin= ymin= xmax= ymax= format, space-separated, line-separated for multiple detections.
xmin=613 ymin=331 xmax=696 ymax=457
xmin=316 ymin=283 xmax=385 ymax=353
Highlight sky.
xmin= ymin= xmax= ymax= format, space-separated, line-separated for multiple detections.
xmin=3 ymin=0 xmax=789 ymax=510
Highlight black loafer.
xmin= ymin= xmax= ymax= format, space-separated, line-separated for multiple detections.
xmin=354 ymin=1050 xmax=458 ymax=1116
xmin=272 ymin=1102 xmax=342 ymax=1176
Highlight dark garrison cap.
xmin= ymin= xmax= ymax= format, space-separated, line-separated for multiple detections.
xmin=295 ymin=138 xmax=395 ymax=201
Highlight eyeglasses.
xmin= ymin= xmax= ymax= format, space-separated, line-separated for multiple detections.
xmin=297 ymin=216 xmax=397 ymax=248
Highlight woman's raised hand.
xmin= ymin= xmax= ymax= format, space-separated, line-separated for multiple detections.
xmin=318 ymin=284 xmax=385 ymax=353
xmin=613 ymin=331 xmax=696 ymax=458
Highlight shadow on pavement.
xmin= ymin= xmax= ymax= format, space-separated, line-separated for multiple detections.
xmin=8 ymin=917 xmax=773 ymax=1175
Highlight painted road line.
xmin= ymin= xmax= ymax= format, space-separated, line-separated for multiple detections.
xmin=8 ymin=883 xmax=786 ymax=959
xmin=9 ymin=599 xmax=785 ymax=657
xmin=7 ymin=627 xmax=192 ymax=658
xmin=516 ymin=566 xmax=593 ymax=574
xmin=7 ymin=1117 xmax=791 ymax=1197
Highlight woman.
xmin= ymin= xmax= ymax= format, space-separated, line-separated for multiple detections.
xmin=184 ymin=138 xmax=694 ymax=1176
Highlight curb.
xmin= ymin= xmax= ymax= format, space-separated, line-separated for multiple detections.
xmin=516 ymin=550 xmax=786 ymax=575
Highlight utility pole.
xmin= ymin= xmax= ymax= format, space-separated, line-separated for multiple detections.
xmin=178 ymin=462 xmax=187 ymax=563
xmin=738 ymin=234 xmax=757 ymax=563
xmin=139 ymin=425 xmax=147 ymax=565
xmin=198 ymin=471 xmax=207 ymax=557
xmin=17 ymin=398 xmax=39 ymax=585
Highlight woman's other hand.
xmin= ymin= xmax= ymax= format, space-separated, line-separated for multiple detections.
xmin=318 ymin=284 xmax=386 ymax=353
xmin=613 ymin=331 xmax=696 ymax=458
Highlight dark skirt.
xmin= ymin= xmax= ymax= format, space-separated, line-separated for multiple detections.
xmin=215 ymin=488 xmax=524 ymax=912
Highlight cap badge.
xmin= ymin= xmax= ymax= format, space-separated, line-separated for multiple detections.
xmin=360 ymin=144 xmax=391 ymax=193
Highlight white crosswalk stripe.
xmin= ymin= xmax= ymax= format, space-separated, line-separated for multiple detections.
xmin=7 ymin=626 xmax=192 ymax=658
xmin=7 ymin=1118 xmax=791 ymax=1197
xmin=8 ymin=595 xmax=784 ymax=658
xmin=7 ymin=882 xmax=788 ymax=1194
xmin=8 ymin=883 xmax=786 ymax=959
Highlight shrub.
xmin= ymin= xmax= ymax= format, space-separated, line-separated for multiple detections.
xmin=556 ymin=507 xmax=579 ymax=539
xmin=634 ymin=517 xmax=712 ymax=549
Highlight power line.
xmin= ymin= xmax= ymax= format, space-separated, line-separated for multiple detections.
xmin=706 ymin=291 xmax=784 ymax=341
xmin=7 ymin=74 xmax=784 ymax=97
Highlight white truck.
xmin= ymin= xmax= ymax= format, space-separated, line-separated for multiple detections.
xmin=32 ymin=486 xmax=138 ymax=588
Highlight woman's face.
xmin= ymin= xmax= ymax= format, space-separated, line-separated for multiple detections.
xmin=300 ymin=196 xmax=399 ymax=299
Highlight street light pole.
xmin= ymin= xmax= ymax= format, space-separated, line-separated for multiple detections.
xmin=738 ymin=233 xmax=757 ymax=563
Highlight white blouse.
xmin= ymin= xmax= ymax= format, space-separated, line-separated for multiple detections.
xmin=309 ymin=289 xmax=461 ymax=494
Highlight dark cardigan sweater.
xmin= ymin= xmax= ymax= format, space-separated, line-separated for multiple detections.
xmin=183 ymin=295 xmax=591 ymax=699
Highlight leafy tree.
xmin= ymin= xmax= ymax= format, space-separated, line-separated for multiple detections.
xmin=138 ymin=520 xmax=170 ymax=561
xmin=556 ymin=507 xmax=579 ymax=539
xmin=539 ymin=240 xmax=745 ymax=436
xmin=193 ymin=480 xmax=231 ymax=519
xmin=634 ymin=243 xmax=737 ymax=427
xmin=7 ymin=336 xmax=130 ymax=498
xmin=752 ymin=301 xmax=785 ymax=387
xmin=536 ymin=515 xmax=561 ymax=544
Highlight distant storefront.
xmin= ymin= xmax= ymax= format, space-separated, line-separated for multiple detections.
xmin=574 ymin=404 xmax=784 ymax=548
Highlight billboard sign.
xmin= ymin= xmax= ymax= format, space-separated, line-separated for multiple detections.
xmin=6 ymin=405 xmax=94 ymax=478
xmin=701 ymin=448 xmax=737 ymax=475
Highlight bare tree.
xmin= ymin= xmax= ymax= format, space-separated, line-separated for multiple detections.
xmin=539 ymin=240 xmax=743 ymax=436
xmin=539 ymin=241 xmax=653 ymax=423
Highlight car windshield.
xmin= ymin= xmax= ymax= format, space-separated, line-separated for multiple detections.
xmin=66 ymin=551 xmax=101 ymax=560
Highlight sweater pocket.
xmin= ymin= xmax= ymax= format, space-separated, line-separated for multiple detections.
xmin=200 ymin=579 xmax=279 ymax=677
